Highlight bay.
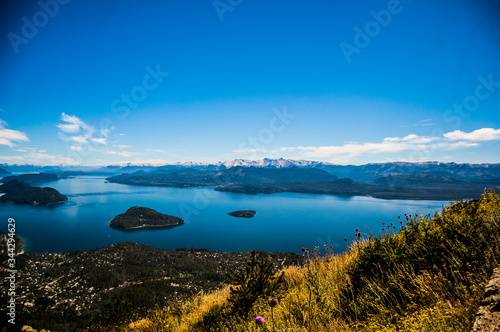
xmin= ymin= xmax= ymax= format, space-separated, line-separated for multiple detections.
xmin=0 ymin=176 xmax=448 ymax=254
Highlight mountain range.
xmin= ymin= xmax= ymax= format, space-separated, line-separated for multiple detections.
xmin=3 ymin=158 xmax=500 ymax=182
xmin=2 ymin=159 xmax=500 ymax=200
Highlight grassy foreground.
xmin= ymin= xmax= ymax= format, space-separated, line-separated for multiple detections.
xmin=97 ymin=189 xmax=500 ymax=331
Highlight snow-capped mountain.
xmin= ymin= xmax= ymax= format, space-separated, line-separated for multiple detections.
xmin=3 ymin=159 xmax=500 ymax=183
xmin=117 ymin=158 xmax=325 ymax=169
xmin=217 ymin=158 xmax=323 ymax=168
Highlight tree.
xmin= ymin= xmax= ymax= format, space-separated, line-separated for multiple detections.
xmin=226 ymin=250 xmax=284 ymax=317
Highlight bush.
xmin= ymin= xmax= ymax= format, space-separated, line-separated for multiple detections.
xmin=343 ymin=189 xmax=500 ymax=321
xmin=226 ymin=250 xmax=285 ymax=317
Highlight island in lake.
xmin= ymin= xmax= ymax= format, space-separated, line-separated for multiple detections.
xmin=109 ymin=206 xmax=185 ymax=230
xmin=1 ymin=172 xmax=61 ymax=184
xmin=0 ymin=180 xmax=67 ymax=205
xmin=228 ymin=210 xmax=257 ymax=218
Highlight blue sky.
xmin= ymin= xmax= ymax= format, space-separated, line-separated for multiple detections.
xmin=1 ymin=0 xmax=500 ymax=165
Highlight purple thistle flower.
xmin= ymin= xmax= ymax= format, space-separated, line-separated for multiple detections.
xmin=269 ymin=298 xmax=278 ymax=307
xmin=255 ymin=316 xmax=265 ymax=325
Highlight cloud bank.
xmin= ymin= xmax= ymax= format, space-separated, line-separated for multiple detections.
xmin=281 ymin=128 xmax=500 ymax=161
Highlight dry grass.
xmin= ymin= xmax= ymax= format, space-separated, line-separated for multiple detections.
xmin=117 ymin=190 xmax=500 ymax=332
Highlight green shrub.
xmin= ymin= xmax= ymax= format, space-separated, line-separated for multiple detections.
xmin=227 ymin=250 xmax=285 ymax=317
xmin=342 ymin=189 xmax=500 ymax=323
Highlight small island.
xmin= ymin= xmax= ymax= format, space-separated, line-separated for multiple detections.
xmin=227 ymin=210 xmax=257 ymax=218
xmin=0 ymin=180 xmax=67 ymax=205
xmin=109 ymin=206 xmax=185 ymax=230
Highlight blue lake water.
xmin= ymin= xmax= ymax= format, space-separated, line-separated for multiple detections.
xmin=0 ymin=176 xmax=449 ymax=254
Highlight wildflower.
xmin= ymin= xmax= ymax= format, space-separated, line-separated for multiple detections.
xmin=269 ymin=298 xmax=278 ymax=307
xmin=255 ymin=316 xmax=265 ymax=325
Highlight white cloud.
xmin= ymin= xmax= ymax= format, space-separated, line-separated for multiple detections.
xmin=70 ymin=145 xmax=85 ymax=151
xmin=104 ymin=150 xmax=135 ymax=157
xmin=444 ymin=128 xmax=500 ymax=141
xmin=57 ymin=113 xmax=116 ymax=151
xmin=101 ymin=126 xmax=115 ymax=137
xmin=0 ymin=119 xmax=29 ymax=147
xmin=114 ymin=144 xmax=132 ymax=149
xmin=233 ymin=148 xmax=276 ymax=154
xmin=147 ymin=148 xmax=172 ymax=153
xmin=23 ymin=152 xmax=78 ymax=165
xmin=91 ymin=138 xmax=107 ymax=145
xmin=57 ymin=113 xmax=102 ymax=146
xmin=57 ymin=113 xmax=93 ymax=133
xmin=281 ymin=128 xmax=500 ymax=161
xmin=114 ymin=159 xmax=171 ymax=166
xmin=57 ymin=123 xmax=81 ymax=133
xmin=69 ymin=135 xmax=91 ymax=144
xmin=0 ymin=156 xmax=25 ymax=163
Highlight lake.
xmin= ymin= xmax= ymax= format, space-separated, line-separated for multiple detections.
xmin=1 ymin=176 xmax=449 ymax=254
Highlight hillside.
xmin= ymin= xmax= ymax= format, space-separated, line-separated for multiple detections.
xmin=0 ymin=180 xmax=67 ymax=205
xmin=0 ymin=230 xmax=24 ymax=258
xmin=4 ymin=190 xmax=500 ymax=331
xmin=0 ymin=244 xmax=301 ymax=331
xmin=1 ymin=172 xmax=61 ymax=184
xmin=106 ymin=166 xmax=338 ymax=187
xmin=117 ymin=189 xmax=500 ymax=331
